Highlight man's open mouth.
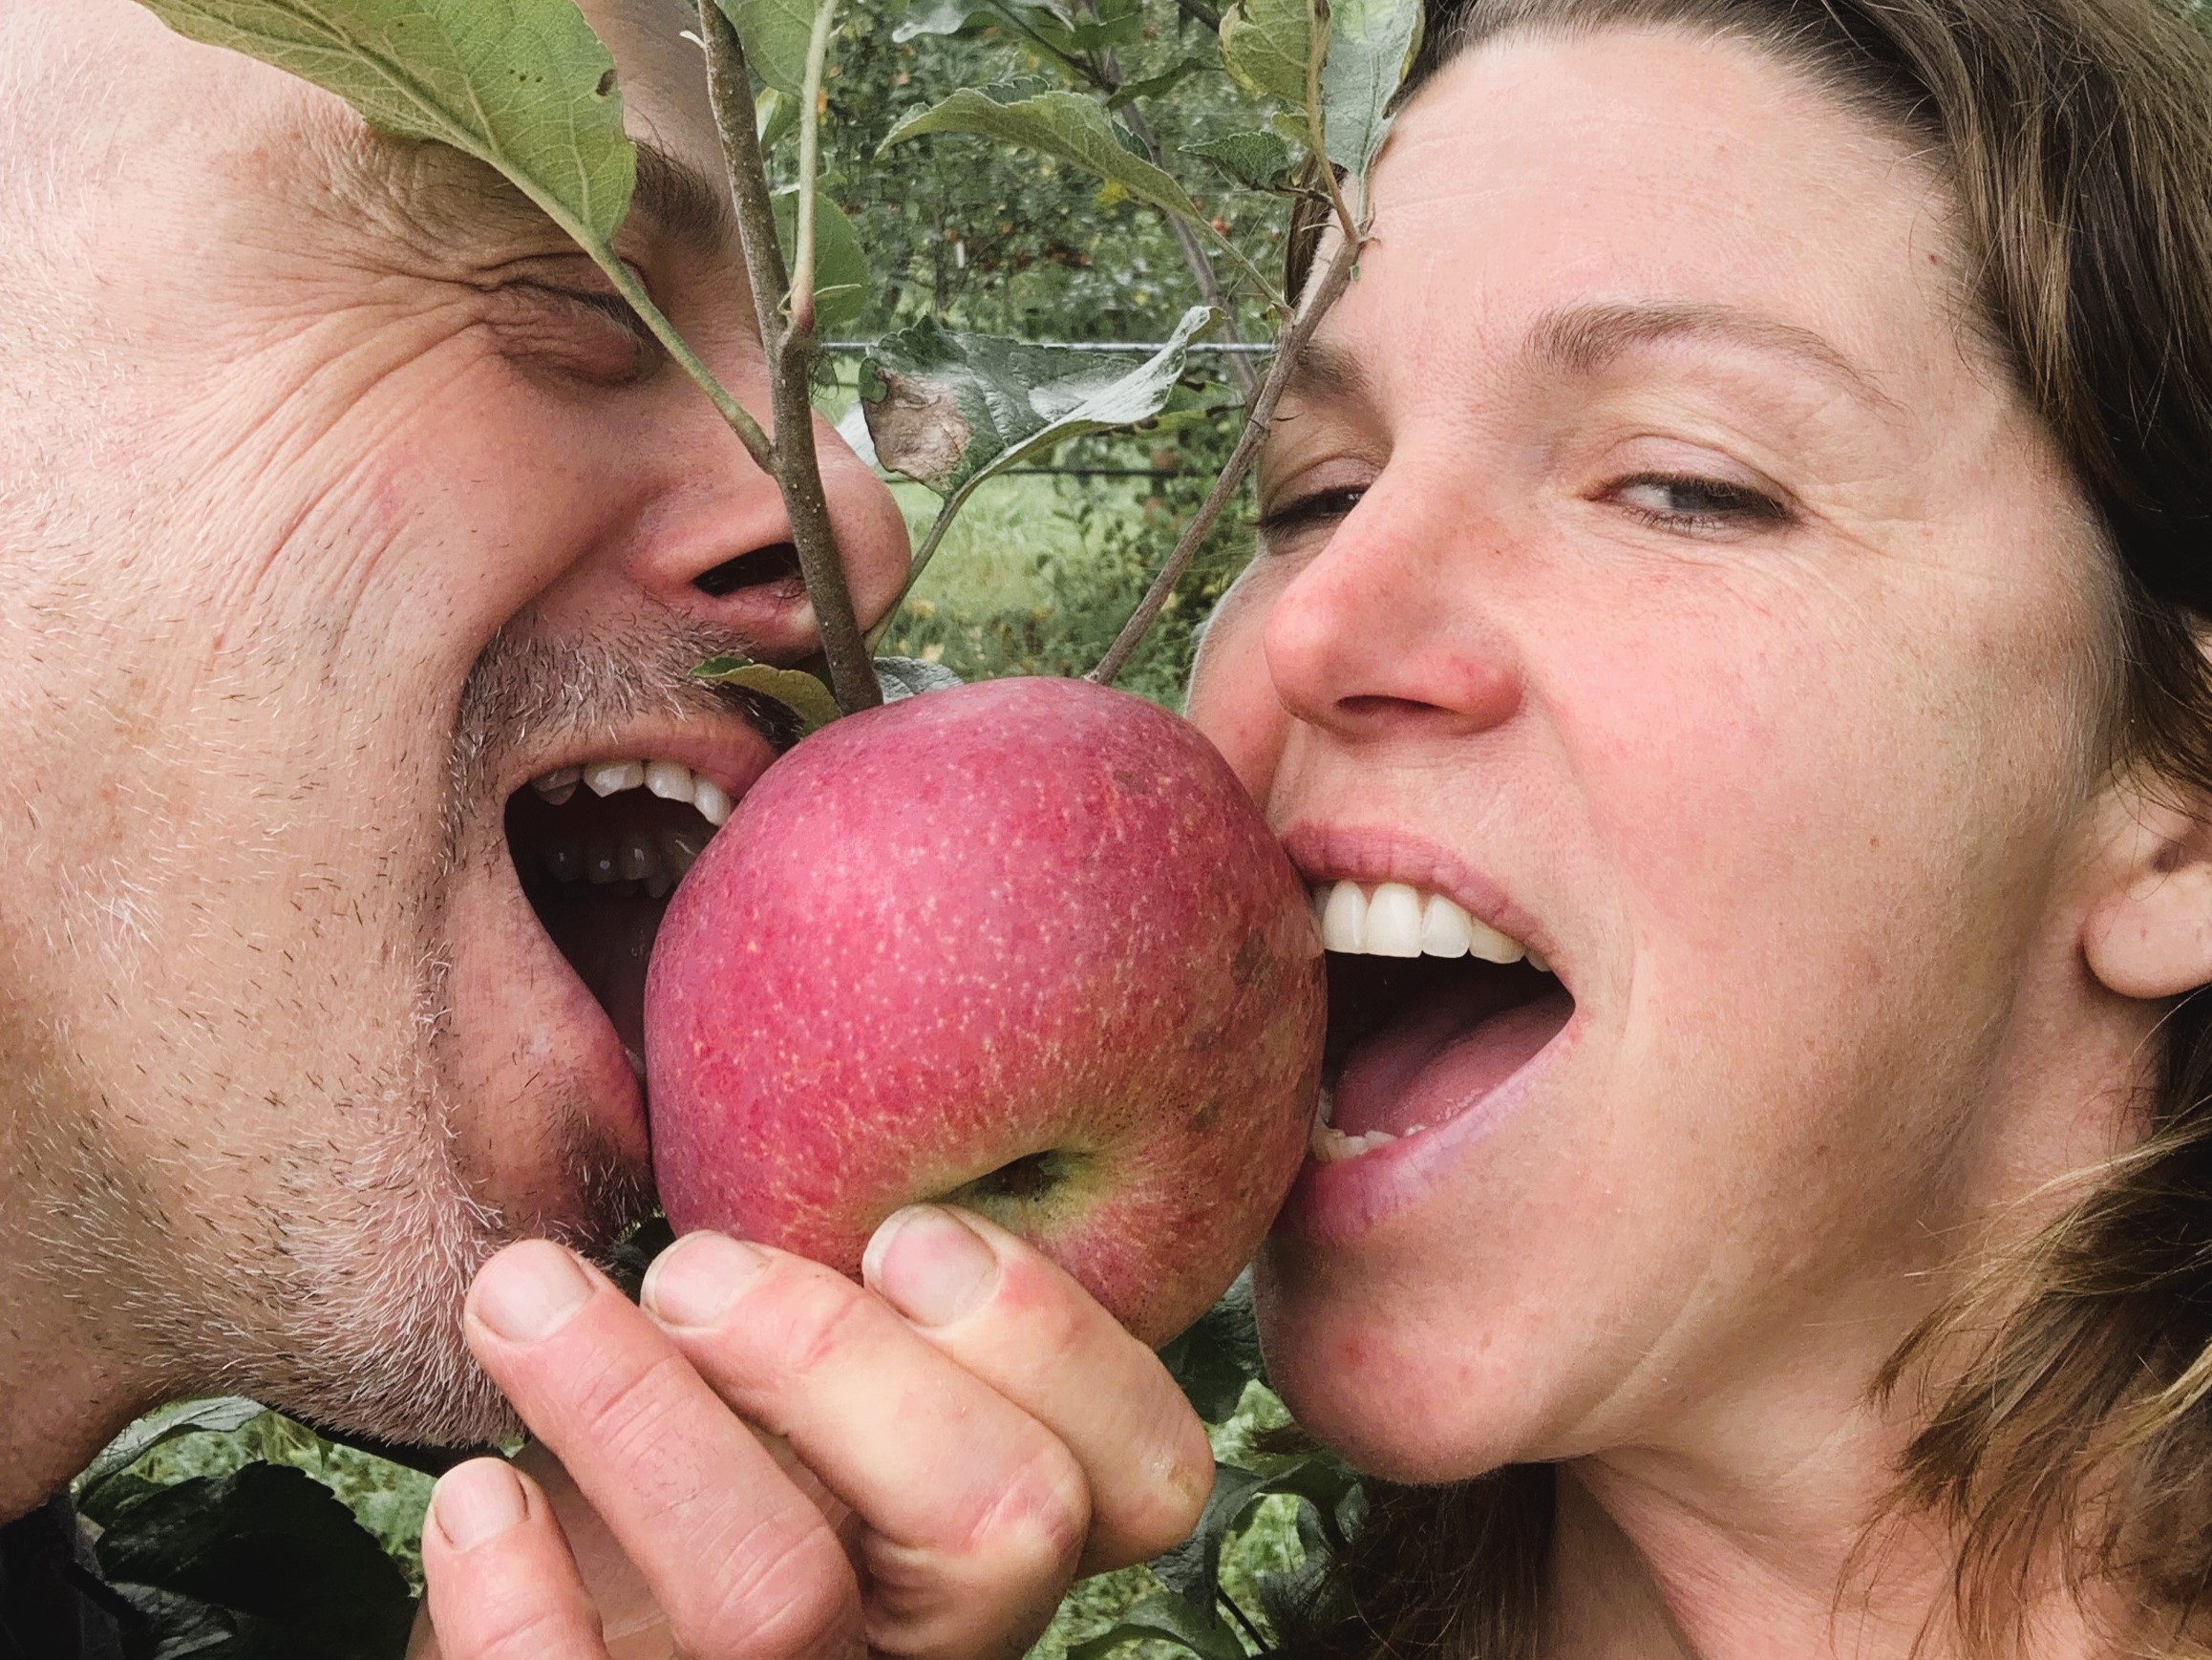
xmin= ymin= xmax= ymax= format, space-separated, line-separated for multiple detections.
xmin=504 ymin=757 xmax=736 ymax=1067
xmin=1309 ymin=881 xmax=1574 ymax=1161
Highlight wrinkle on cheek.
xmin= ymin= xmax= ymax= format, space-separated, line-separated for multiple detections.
xmin=161 ymin=325 xmax=540 ymax=682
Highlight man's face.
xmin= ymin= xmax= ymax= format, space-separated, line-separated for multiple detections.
xmin=0 ymin=0 xmax=908 ymax=1443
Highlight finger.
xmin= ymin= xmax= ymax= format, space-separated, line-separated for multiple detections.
xmin=639 ymin=1230 xmax=1090 ymax=1658
xmin=863 ymin=1206 xmax=1215 ymax=1573
xmin=419 ymin=1459 xmax=609 ymax=1660
xmin=464 ymin=1240 xmax=864 ymax=1660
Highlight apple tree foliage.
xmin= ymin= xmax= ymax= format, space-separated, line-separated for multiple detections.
xmin=82 ymin=0 xmax=1414 ymax=1651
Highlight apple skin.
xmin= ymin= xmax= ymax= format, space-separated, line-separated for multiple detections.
xmin=644 ymin=675 xmax=1324 ymax=1347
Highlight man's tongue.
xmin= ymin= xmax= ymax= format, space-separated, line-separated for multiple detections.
xmin=542 ymin=891 xmax=666 ymax=1056
xmin=1331 ymin=977 xmax=1574 ymax=1139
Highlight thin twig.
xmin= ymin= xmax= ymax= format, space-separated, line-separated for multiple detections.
xmin=1303 ymin=0 xmax=1360 ymax=247
xmin=699 ymin=1 xmax=882 ymax=714
xmin=1176 ymin=0 xmax=1224 ymax=29
xmin=1220 ymin=1588 xmax=1269 ymax=1651
xmin=597 ymin=257 xmax=775 ymax=471
xmin=1117 ymin=99 xmax=1260 ymax=400
xmin=1088 ymin=225 xmax=1363 ymax=689
xmin=864 ymin=492 xmax=965 ymax=655
xmin=791 ymin=0 xmax=840 ymax=337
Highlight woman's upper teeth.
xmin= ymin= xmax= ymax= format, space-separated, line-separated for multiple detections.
xmin=1312 ymin=879 xmax=1550 ymax=973
xmin=530 ymin=757 xmax=734 ymax=825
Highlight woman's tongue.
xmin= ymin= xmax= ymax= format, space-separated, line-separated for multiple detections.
xmin=1330 ymin=975 xmax=1574 ymax=1139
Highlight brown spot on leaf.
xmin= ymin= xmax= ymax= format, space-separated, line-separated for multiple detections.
xmin=864 ymin=374 xmax=971 ymax=489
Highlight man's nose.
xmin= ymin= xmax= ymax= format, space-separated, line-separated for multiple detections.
xmin=1263 ymin=467 xmax=1525 ymax=743
xmin=552 ymin=393 xmax=911 ymax=667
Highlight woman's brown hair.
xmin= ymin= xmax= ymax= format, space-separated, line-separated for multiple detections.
xmin=1275 ymin=0 xmax=2212 ymax=1650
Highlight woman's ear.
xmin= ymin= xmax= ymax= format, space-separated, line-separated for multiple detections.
xmin=2083 ymin=784 xmax=2212 ymax=999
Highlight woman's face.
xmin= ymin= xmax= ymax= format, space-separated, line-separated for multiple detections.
xmin=1187 ymin=27 xmax=2136 ymax=1480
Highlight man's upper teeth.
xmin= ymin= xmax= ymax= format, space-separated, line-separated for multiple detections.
xmin=1311 ymin=879 xmax=1546 ymax=970
xmin=531 ymin=757 xmax=734 ymax=826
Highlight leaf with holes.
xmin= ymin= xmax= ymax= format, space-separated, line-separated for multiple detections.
xmin=131 ymin=0 xmax=636 ymax=252
xmin=881 ymin=89 xmax=1204 ymax=227
xmin=860 ymin=305 xmax=1214 ymax=500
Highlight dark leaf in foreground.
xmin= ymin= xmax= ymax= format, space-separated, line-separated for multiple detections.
xmin=96 ymin=1465 xmax=415 ymax=1660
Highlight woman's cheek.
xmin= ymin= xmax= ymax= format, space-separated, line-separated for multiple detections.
xmin=1187 ymin=562 xmax=1292 ymax=800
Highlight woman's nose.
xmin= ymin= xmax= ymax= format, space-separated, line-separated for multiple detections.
xmin=1262 ymin=482 xmax=1524 ymax=741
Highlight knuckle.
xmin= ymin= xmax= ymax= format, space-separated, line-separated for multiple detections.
xmin=966 ymin=1437 xmax=1091 ymax=1585
xmin=755 ymin=1265 xmax=883 ymax=1379
xmin=672 ymin=1515 xmax=860 ymax=1660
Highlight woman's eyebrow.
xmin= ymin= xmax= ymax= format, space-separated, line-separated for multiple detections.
xmin=1526 ymin=300 xmax=1898 ymax=411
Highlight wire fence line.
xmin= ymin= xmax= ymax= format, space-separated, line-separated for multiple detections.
xmin=820 ymin=340 xmax=1276 ymax=355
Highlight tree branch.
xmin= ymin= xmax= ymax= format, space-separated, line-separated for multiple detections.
xmin=1088 ymin=225 xmax=1362 ymax=690
xmin=699 ymin=1 xmax=882 ymax=715
xmin=1177 ymin=0 xmax=1224 ymax=28
xmin=1118 ymin=101 xmax=1260 ymax=400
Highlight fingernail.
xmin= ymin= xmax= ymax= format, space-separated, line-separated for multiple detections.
xmin=472 ymin=1240 xmax=595 ymax=1343
xmin=641 ymin=1230 xmax=771 ymax=1329
xmin=434 ymin=1459 xmax=528 ymax=1552
xmin=864 ymin=1205 xmax=998 ymax=1327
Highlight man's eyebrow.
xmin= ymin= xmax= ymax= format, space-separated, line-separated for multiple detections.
xmin=1526 ymin=300 xmax=1895 ymax=408
xmin=351 ymin=127 xmax=734 ymax=259
xmin=627 ymin=140 xmax=735 ymax=255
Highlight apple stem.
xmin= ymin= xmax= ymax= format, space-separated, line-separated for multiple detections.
xmin=699 ymin=1 xmax=883 ymax=716
xmin=1086 ymin=225 xmax=1364 ymax=691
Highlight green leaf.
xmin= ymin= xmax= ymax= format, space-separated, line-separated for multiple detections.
xmin=1322 ymin=0 xmax=1422 ymax=177
xmin=713 ymin=0 xmax=818 ymax=97
xmin=771 ymin=190 xmax=869 ymax=333
xmin=78 ymin=1398 xmax=269 ymax=1508
xmin=1182 ymin=130 xmax=1297 ymax=193
xmin=756 ymin=85 xmax=801 ymax=151
xmin=1151 ymin=1461 xmax=1273 ymax=1607
xmin=96 ymin=1464 xmax=415 ymax=1660
xmin=1066 ymin=1591 xmax=1248 ymax=1660
xmin=1158 ymin=1270 xmax=1266 ymax=1421
xmin=892 ymin=0 xmax=1074 ymax=43
xmin=861 ymin=305 xmax=1215 ymax=500
xmin=1218 ymin=0 xmax=1319 ymax=105
xmin=694 ymin=657 xmax=845 ymax=734
xmin=1108 ymin=55 xmax=1209 ymax=111
xmin=881 ymin=90 xmax=1204 ymax=227
xmin=130 ymin=0 xmax=636 ymax=248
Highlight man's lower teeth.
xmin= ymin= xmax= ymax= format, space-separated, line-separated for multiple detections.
xmin=542 ymin=830 xmax=703 ymax=894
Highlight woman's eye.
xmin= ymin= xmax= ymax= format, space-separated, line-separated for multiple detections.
xmin=1257 ymin=484 xmax=1367 ymax=547
xmin=1609 ymin=473 xmax=1790 ymax=531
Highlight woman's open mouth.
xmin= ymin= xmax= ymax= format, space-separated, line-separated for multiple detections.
xmin=504 ymin=756 xmax=738 ymax=1067
xmin=1308 ymin=881 xmax=1575 ymax=1164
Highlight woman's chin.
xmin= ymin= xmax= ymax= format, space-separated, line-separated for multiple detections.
xmin=1254 ymin=1254 xmax=1552 ymax=1484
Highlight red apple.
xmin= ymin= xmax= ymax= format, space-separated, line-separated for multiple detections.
xmin=644 ymin=675 xmax=1324 ymax=1346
